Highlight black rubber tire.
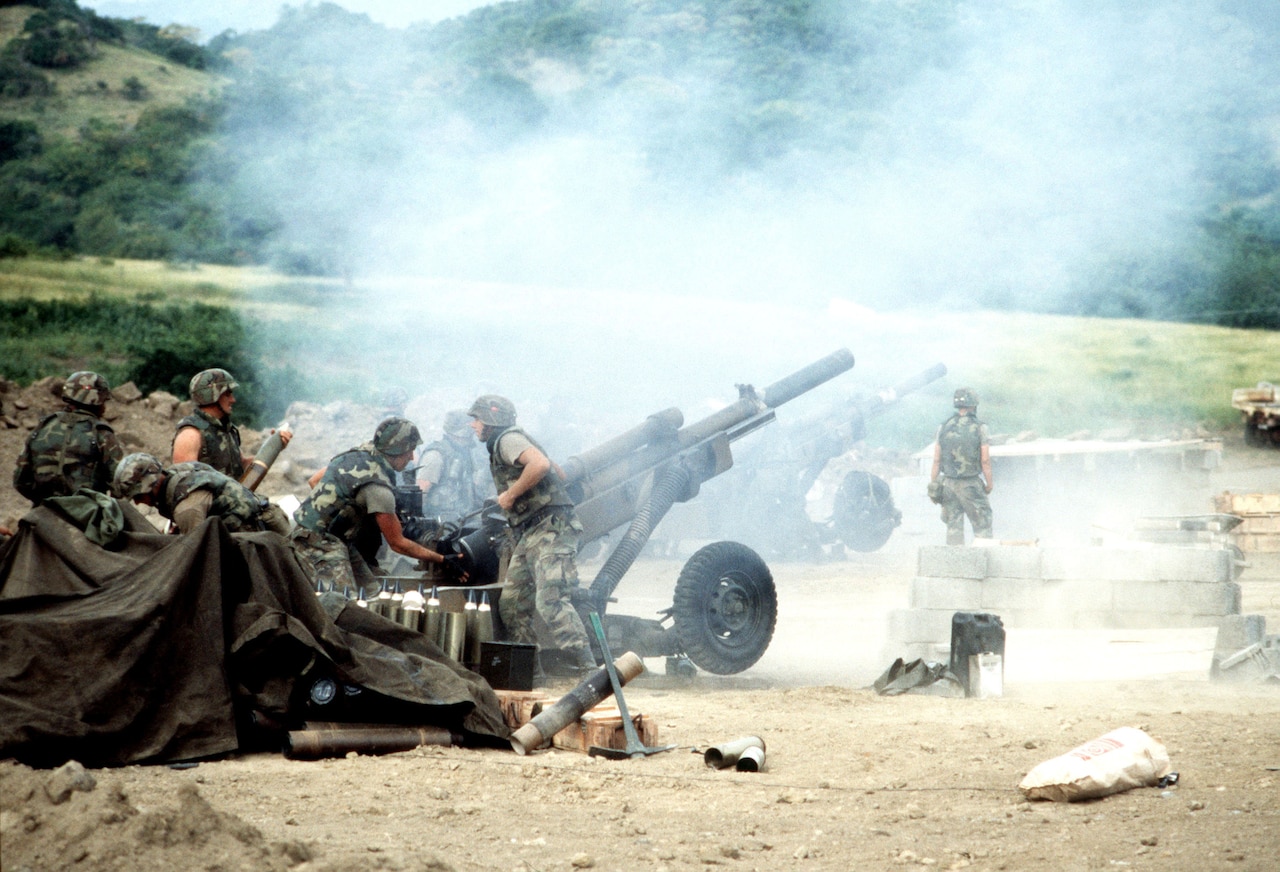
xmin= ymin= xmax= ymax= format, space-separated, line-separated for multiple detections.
xmin=672 ymin=541 xmax=777 ymax=675
xmin=832 ymin=470 xmax=900 ymax=552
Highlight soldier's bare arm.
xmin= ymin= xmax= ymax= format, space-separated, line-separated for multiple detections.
xmin=171 ymin=426 xmax=202 ymax=464
xmin=497 ymin=446 xmax=550 ymax=511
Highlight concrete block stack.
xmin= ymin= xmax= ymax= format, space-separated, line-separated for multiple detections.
xmin=887 ymin=544 xmax=1250 ymax=666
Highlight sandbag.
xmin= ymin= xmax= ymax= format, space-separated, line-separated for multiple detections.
xmin=1018 ymin=726 xmax=1172 ymax=802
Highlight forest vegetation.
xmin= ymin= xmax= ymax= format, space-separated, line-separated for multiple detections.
xmin=3 ymin=0 xmax=1280 ymax=431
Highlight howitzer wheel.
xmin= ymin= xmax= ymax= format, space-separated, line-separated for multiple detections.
xmin=672 ymin=541 xmax=777 ymax=675
xmin=832 ymin=470 xmax=901 ymax=552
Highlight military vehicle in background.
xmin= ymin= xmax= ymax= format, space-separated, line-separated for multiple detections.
xmin=703 ymin=363 xmax=947 ymax=558
xmin=428 ymin=349 xmax=858 ymax=676
xmin=1232 ymin=382 xmax=1280 ymax=445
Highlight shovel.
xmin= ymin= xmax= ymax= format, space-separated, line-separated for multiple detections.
xmin=586 ymin=612 xmax=676 ymax=760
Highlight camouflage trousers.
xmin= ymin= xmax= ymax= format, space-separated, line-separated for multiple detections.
xmin=500 ymin=510 xmax=591 ymax=654
xmin=939 ymin=476 xmax=993 ymax=546
xmin=289 ymin=528 xmax=380 ymax=597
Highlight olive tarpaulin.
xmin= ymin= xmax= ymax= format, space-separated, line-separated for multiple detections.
xmin=0 ymin=500 xmax=510 ymax=767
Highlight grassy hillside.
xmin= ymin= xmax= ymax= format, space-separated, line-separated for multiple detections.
xmin=3 ymin=256 xmax=1278 ymax=442
xmin=0 ymin=5 xmax=222 ymax=137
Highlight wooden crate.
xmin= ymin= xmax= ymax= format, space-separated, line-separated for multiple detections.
xmin=493 ymin=691 xmax=659 ymax=754
xmin=493 ymin=690 xmax=552 ymax=730
xmin=550 ymin=705 xmax=660 ymax=754
xmin=1238 ymin=515 xmax=1280 ymax=534
xmin=1214 ymin=492 xmax=1280 ymax=515
xmin=1234 ymin=533 xmax=1280 ymax=553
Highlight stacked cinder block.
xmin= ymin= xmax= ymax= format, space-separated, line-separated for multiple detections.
xmin=888 ymin=544 xmax=1246 ymax=663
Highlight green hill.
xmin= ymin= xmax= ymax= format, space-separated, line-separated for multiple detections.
xmin=0 ymin=5 xmax=222 ymax=138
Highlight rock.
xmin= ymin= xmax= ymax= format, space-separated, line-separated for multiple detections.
xmin=44 ymin=761 xmax=96 ymax=804
xmin=113 ymin=381 xmax=143 ymax=403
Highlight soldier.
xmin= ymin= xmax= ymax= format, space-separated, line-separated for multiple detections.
xmin=173 ymin=368 xmax=291 ymax=479
xmin=112 ymin=453 xmax=292 ymax=535
xmin=291 ymin=417 xmax=462 ymax=596
xmin=929 ymin=387 xmax=993 ymax=545
xmin=13 ymin=371 xmax=123 ymax=505
xmin=468 ymin=394 xmax=596 ymax=674
xmin=416 ymin=409 xmax=489 ymax=519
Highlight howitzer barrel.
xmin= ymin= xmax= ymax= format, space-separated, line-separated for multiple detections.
xmin=762 ymin=348 xmax=857 ymax=409
xmin=562 ymin=408 xmax=683 ymax=485
xmin=863 ymin=362 xmax=947 ymax=416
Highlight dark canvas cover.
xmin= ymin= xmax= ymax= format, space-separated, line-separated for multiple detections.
xmin=0 ymin=502 xmax=509 ymax=767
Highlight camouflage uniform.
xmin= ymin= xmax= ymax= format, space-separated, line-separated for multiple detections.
xmin=172 ymin=408 xmax=244 ymax=479
xmin=157 ymin=461 xmax=290 ymax=535
xmin=486 ymin=425 xmax=591 ymax=655
xmin=935 ymin=413 xmax=993 ymax=545
xmin=417 ymin=436 xmax=486 ymax=519
xmin=291 ymin=442 xmax=399 ymax=596
xmin=14 ymin=408 xmax=122 ymax=504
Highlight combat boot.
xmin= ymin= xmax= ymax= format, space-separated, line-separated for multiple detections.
xmin=574 ymin=646 xmax=599 ymax=675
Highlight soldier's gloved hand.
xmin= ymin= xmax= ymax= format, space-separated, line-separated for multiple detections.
xmin=440 ymin=552 xmax=469 ymax=582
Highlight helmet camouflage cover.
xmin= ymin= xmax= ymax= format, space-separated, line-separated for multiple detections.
xmin=189 ymin=368 xmax=239 ymax=406
xmin=467 ymin=394 xmax=516 ymax=428
xmin=953 ymin=387 xmax=979 ymax=409
xmin=62 ymin=371 xmax=112 ymax=407
xmin=113 ymin=452 xmax=165 ymax=500
xmin=373 ymin=416 xmax=423 ymax=456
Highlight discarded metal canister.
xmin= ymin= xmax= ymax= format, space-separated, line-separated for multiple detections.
xmin=440 ymin=610 xmax=466 ymax=662
xmin=400 ymin=586 xmax=424 ymax=630
xmin=735 ymin=745 xmax=765 ymax=772
xmin=285 ymin=724 xmax=457 ymax=759
xmin=468 ymin=591 xmax=495 ymax=666
xmin=510 ymin=651 xmax=645 ymax=755
xmin=423 ymin=586 xmax=442 ymax=641
xmin=704 ymin=736 xmax=766 ymax=769
xmin=239 ymin=422 xmax=289 ymax=492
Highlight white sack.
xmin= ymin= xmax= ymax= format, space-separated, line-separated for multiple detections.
xmin=1018 ymin=726 xmax=1172 ymax=802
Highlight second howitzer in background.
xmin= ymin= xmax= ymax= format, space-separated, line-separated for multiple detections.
xmin=427 ymin=349 xmax=857 ymax=676
xmin=707 ymin=362 xmax=947 ymax=558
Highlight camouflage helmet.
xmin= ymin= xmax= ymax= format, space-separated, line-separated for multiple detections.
xmin=373 ymin=416 xmax=423 ymax=456
xmin=953 ymin=387 xmax=979 ymax=409
xmin=443 ymin=409 xmax=472 ymax=438
xmin=190 ymin=368 xmax=239 ymax=406
xmin=468 ymin=394 xmax=516 ymax=428
xmin=112 ymin=452 xmax=165 ymax=501
xmin=62 ymin=371 xmax=112 ymax=407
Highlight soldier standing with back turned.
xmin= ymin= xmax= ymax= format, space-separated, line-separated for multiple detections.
xmin=13 ymin=371 xmax=123 ymax=505
xmin=929 ymin=387 xmax=993 ymax=545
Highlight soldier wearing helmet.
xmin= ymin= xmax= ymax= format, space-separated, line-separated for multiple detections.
xmin=415 ymin=409 xmax=491 ymax=519
xmin=469 ymin=394 xmax=597 ymax=675
xmin=173 ymin=367 xmax=292 ymax=479
xmin=292 ymin=417 xmax=462 ymax=596
xmin=112 ymin=453 xmax=291 ymax=535
xmin=929 ymin=387 xmax=993 ymax=545
xmin=13 ymin=371 xmax=123 ymax=505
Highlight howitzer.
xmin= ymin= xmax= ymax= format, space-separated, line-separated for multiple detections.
xmin=435 ymin=348 xmax=856 ymax=675
xmin=711 ymin=362 xmax=947 ymax=557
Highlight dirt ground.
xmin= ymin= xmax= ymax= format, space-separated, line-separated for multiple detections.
xmin=2 ymin=377 xmax=1280 ymax=871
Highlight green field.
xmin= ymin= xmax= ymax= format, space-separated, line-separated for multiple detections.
xmin=3 ymin=255 xmax=1278 ymax=441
